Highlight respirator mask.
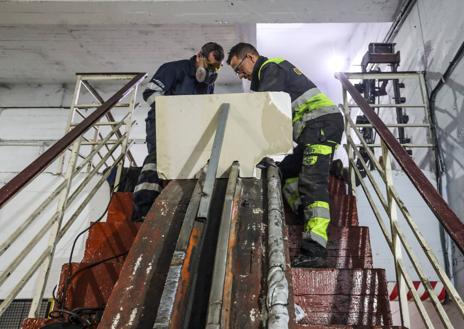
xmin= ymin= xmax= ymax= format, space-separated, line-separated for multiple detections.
xmin=195 ymin=53 xmax=219 ymax=85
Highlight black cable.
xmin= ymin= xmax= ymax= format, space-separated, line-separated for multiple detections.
xmin=68 ymin=251 xmax=128 ymax=281
xmin=52 ymin=183 xmax=120 ymax=323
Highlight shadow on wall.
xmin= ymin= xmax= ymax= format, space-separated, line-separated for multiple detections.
xmin=434 ymin=77 xmax=464 ymax=175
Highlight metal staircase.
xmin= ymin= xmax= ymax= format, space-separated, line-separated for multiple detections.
xmin=0 ymin=69 xmax=463 ymax=329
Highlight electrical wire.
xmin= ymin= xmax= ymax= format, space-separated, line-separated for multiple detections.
xmin=50 ymin=182 xmax=122 ymax=327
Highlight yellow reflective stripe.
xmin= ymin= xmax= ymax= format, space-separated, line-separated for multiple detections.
xmin=287 ymin=193 xmax=300 ymax=207
xmin=309 ymin=201 xmax=330 ymax=210
xmin=284 ymin=177 xmax=298 ymax=186
xmin=258 ymin=57 xmax=285 ymax=80
xmin=308 ymin=144 xmax=333 ymax=155
xmin=304 ymin=217 xmax=330 ymax=242
xmin=293 ymin=92 xmax=335 ymax=123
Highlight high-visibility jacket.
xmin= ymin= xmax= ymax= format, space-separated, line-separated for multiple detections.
xmin=250 ymin=56 xmax=339 ymax=141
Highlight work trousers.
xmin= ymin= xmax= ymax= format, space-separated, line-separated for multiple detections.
xmin=280 ymin=113 xmax=344 ymax=248
xmin=131 ymin=107 xmax=162 ymax=221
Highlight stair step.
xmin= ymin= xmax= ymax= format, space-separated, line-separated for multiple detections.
xmin=21 ymin=318 xmax=49 ymax=329
xmin=329 ymin=176 xmax=347 ymax=199
xmin=106 ymin=192 xmax=133 ymax=224
xmin=288 ymin=226 xmax=372 ymax=268
xmin=83 ymin=221 xmax=140 ymax=262
xmin=296 ymin=325 xmax=406 ymax=328
xmin=57 ymin=261 xmax=123 ymax=310
xmin=331 ymin=195 xmax=358 ymax=227
xmin=292 ymin=268 xmax=391 ymax=326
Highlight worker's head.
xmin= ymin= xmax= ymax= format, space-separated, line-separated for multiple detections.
xmin=227 ymin=43 xmax=260 ymax=81
xmin=195 ymin=42 xmax=225 ymax=84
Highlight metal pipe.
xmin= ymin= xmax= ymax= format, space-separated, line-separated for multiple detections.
xmin=266 ymin=166 xmax=289 ymax=329
xmin=206 ymin=162 xmax=239 ymax=329
xmin=197 ymin=103 xmax=230 ymax=219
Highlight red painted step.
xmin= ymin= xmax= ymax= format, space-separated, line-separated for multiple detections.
xmin=292 ymin=268 xmax=391 ymax=326
xmin=106 ymin=192 xmax=133 ymax=224
xmin=296 ymin=325 xmax=405 ymax=329
xmin=57 ymin=261 xmax=124 ymax=310
xmin=21 ymin=318 xmax=49 ymax=329
xmin=83 ymin=220 xmax=140 ymax=262
xmin=288 ymin=226 xmax=372 ymax=268
xmin=22 ymin=192 xmax=137 ymax=329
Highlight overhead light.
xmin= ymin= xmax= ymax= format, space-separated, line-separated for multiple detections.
xmin=328 ymin=54 xmax=345 ymax=73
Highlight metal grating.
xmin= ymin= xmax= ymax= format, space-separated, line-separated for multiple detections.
xmin=0 ymin=299 xmax=50 ymax=329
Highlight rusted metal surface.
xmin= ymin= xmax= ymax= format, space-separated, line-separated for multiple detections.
xmin=206 ymin=163 xmax=240 ymax=329
xmin=336 ymin=72 xmax=464 ymax=254
xmin=83 ymin=221 xmax=139 ymax=262
xmin=182 ymin=179 xmax=228 ymax=329
xmin=0 ymin=73 xmax=146 ymax=208
xmin=98 ymin=180 xmax=195 ymax=329
xmin=228 ymin=178 xmax=266 ymax=328
xmin=21 ymin=318 xmax=50 ymax=329
xmin=106 ymin=192 xmax=134 ymax=223
xmin=59 ymin=261 xmax=124 ymax=309
xmin=292 ymin=268 xmax=391 ymax=326
xmin=221 ymin=178 xmax=242 ymax=329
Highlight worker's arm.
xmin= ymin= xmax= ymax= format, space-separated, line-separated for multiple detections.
xmin=257 ymin=63 xmax=287 ymax=92
xmin=143 ymin=63 xmax=177 ymax=106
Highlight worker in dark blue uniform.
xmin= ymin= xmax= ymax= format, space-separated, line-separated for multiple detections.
xmin=132 ymin=42 xmax=224 ymax=221
xmin=227 ymin=43 xmax=344 ymax=267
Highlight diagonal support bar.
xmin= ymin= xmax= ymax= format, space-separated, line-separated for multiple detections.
xmin=197 ymin=103 xmax=230 ymax=220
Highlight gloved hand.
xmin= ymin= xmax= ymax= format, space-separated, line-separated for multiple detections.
xmin=256 ymin=156 xmax=277 ymax=169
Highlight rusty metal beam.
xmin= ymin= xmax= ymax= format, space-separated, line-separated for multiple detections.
xmin=336 ymin=72 xmax=464 ymax=254
xmin=97 ymin=180 xmax=196 ymax=329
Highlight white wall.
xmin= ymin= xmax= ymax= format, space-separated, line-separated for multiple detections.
xmin=387 ymin=0 xmax=464 ymax=298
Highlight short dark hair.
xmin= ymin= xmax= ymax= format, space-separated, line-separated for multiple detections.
xmin=227 ymin=43 xmax=259 ymax=64
xmin=201 ymin=42 xmax=225 ymax=62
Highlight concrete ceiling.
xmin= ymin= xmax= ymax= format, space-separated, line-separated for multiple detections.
xmin=0 ymin=0 xmax=401 ymax=86
xmin=0 ymin=24 xmax=249 ymax=85
xmin=1 ymin=0 xmax=401 ymax=25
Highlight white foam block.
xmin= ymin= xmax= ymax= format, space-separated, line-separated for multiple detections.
xmin=156 ymin=92 xmax=293 ymax=179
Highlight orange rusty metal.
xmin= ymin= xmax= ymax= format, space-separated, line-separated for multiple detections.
xmin=221 ymin=180 xmax=241 ymax=329
xmin=169 ymin=224 xmax=203 ymax=328
xmin=98 ymin=180 xmax=195 ymax=329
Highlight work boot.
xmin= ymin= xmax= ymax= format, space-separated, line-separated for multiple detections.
xmin=329 ymin=159 xmax=344 ymax=179
xmin=292 ymin=239 xmax=328 ymax=268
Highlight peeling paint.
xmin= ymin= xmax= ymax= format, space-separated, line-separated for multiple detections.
xmin=252 ymin=208 xmax=263 ymax=214
xmin=111 ymin=313 xmax=120 ymax=329
xmin=128 ymin=308 xmax=138 ymax=325
xmin=132 ymin=255 xmax=143 ymax=276
xmin=249 ymin=308 xmax=258 ymax=322
xmin=146 ymin=261 xmax=153 ymax=275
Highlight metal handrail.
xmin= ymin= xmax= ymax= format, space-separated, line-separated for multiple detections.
xmin=0 ymin=72 xmax=145 ymax=208
xmin=337 ymin=71 xmax=464 ymax=328
xmin=336 ymin=72 xmax=464 ymax=254
xmin=0 ymin=72 xmax=146 ymax=318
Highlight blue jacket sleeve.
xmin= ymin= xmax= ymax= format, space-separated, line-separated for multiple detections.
xmin=143 ymin=63 xmax=178 ymax=105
